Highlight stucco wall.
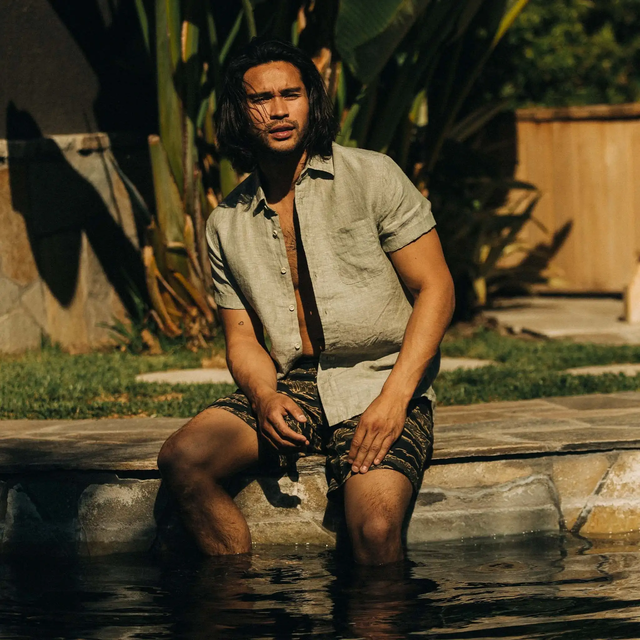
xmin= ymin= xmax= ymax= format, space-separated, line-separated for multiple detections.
xmin=0 ymin=133 xmax=151 ymax=353
xmin=0 ymin=0 xmax=155 ymax=138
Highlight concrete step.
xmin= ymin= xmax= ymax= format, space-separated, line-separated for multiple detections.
xmin=485 ymin=296 xmax=640 ymax=344
xmin=2 ymin=392 xmax=640 ymax=555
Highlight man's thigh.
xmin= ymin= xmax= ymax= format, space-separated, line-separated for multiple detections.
xmin=343 ymin=469 xmax=413 ymax=528
xmin=209 ymin=383 xmax=323 ymax=471
xmin=161 ymin=406 xmax=261 ymax=479
xmin=325 ymin=397 xmax=434 ymax=497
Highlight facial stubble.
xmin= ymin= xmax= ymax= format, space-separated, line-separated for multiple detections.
xmin=249 ymin=117 xmax=310 ymax=161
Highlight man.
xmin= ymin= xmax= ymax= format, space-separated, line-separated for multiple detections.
xmin=158 ymin=38 xmax=455 ymax=565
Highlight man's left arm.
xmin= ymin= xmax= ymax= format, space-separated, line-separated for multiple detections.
xmin=348 ymin=228 xmax=455 ymax=474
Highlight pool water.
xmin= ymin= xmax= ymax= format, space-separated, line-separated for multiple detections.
xmin=2 ymin=533 xmax=640 ymax=639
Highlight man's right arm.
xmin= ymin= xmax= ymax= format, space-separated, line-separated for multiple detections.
xmin=220 ymin=307 xmax=309 ymax=450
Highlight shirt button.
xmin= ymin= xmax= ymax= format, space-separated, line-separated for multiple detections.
xmin=281 ymin=267 xmax=287 ymax=274
xmin=294 ymin=343 xmax=301 ymax=350
xmin=272 ymin=230 xmax=278 ymax=238
xmin=289 ymin=305 xmax=295 ymax=312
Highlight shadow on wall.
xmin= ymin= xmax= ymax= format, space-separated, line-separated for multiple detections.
xmin=6 ymin=102 xmax=147 ymax=315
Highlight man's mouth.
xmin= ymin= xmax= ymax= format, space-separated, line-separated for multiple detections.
xmin=269 ymin=124 xmax=295 ymax=139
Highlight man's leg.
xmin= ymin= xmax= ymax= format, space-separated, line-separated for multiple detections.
xmin=157 ymin=407 xmax=260 ymax=556
xmin=343 ymin=469 xmax=413 ymax=565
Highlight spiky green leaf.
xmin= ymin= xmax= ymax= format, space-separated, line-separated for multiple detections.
xmin=335 ymin=0 xmax=432 ymax=84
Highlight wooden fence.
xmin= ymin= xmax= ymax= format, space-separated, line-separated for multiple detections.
xmin=515 ymin=103 xmax=640 ymax=293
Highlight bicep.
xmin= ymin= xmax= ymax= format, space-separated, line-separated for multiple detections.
xmin=376 ymin=155 xmax=436 ymax=253
xmin=219 ymin=306 xmax=266 ymax=350
xmin=388 ymin=229 xmax=452 ymax=297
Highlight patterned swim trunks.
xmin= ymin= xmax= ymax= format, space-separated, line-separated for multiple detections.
xmin=209 ymin=357 xmax=434 ymax=497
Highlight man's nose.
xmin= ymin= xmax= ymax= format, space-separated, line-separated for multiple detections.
xmin=270 ymin=96 xmax=288 ymax=119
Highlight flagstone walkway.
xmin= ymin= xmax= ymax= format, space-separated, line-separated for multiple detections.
xmin=485 ymin=296 xmax=640 ymax=344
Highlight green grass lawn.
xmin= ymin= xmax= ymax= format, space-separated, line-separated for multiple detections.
xmin=1 ymin=327 xmax=639 ymax=419
xmin=438 ymin=327 xmax=640 ymax=405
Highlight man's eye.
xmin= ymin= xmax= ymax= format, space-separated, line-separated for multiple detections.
xmin=252 ymin=97 xmax=268 ymax=104
xmin=285 ymin=93 xmax=300 ymax=99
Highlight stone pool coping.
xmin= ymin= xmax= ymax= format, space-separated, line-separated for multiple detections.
xmin=2 ymin=391 xmax=640 ymax=554
xmin=2 ymin=391 xmax=640 ymax=472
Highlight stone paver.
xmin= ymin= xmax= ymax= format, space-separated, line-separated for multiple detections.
xmin=2 ymin=393 xmax=640 ymax=473
xmin=485 ymin=296 xmax=640 ymax=344
xmin=136 ymin=368 xmax=235 ymax=385
xmin=439 ymin=357 xmax=496 ymax=371
xmin=134 ymin=357 xmax=497 ymax=386
xmin=3 ymin=392 xmax=640 ymax=553
xmin=565 ymin=363 xmax=640 ymax=376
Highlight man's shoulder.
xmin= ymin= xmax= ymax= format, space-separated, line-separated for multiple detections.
xmin=217 ymin=172 xmax=259 ymax=213
xmin=206 ymin=173 xmax=258 ymax=235
xmin=331 ymin=144 xmax=394 ymax=194
xmin=331 ymin=142 xmax=388 ymax=169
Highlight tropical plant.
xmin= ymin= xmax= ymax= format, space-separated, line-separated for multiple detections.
xmin=126 ymin=0 xmax=255 ymax=349
xmin=428 ymin=138 xmax=540 ymax=313
xmin=477 ymin=0 xmax=640 ymax=108
xmin=125 ymin=0 xmax=535 ymax=345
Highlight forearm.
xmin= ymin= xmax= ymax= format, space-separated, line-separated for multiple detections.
xmin=381 ymin=281 xmax=455 ymax=405
xmin=226 ymin=340 xmax=279 ymax=409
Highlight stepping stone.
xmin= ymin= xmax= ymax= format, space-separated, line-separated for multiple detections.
xmin=485 ymin=296 xmax=640 ymax=345
xmin=565 ymin=363 xmax=640 ymax=376
xmin=136 ymin=368 xmax=235 ymax=385
xmin=136 ymin=357 xmax=496 ymax=386
xmin=440 ymin=357 xmax=496 ymax=371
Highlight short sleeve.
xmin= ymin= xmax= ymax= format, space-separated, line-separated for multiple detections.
xmin=206 ymin=218 xmax=247 ymax=310
xmin=376 ymin=155 xmax=436 ymax=253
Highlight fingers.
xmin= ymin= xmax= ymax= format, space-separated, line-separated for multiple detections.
xmin=260 ymin=421 xmax=297 ymax=450
xmin=271 ymin=412 xmax=309 ymax=446
xmin=373 ymin=436 xmax=395 ymax=467
xmin=347 ymin=427 xmax=364 ymax=465
xmin=259 ymin=395 xmax=309 ymax=450
xmin=359 ymin=433 xmax=391 ymax=473
xmin=282 ymin=397 xmax=308 ymax=425
xmin=348 ymin=420 xmax=401 ymax=473
xmin=349 ymin=428 xmax=378 ymax=474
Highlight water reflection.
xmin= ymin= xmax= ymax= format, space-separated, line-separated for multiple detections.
xmin=2 ymin=534 xmax=640 ymax=639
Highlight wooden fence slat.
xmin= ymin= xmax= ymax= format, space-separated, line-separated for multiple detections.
xmin=514 ymin=105 xmax=640 ymax=293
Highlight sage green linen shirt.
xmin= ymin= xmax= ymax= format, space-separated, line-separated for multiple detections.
xmin=206 ymin=142 xmax=439 ymax=426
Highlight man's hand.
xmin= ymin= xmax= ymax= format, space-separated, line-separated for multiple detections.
xmin=254 ymin=391 xmax=309 ymax=451
xmin=348 ymin=394 xmax=407 ymax=474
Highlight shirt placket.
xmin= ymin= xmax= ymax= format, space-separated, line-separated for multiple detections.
xmin=295 ymin=174 xmax=336 ymax=362
xmin=264 ymin=205 xmax=303 ymax=362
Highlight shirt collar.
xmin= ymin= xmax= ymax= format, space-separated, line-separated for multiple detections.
xmin=300 ymin=152 xmax=334 ymax=179
xmin=250 ymin=152 xmax=334 ymax=215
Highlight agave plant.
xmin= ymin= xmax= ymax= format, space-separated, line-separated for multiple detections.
xmin=124 ymin=1 xmax=258 ymax=348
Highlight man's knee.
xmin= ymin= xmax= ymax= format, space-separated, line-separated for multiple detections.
xmin=157 ymin=419 xmax=210 ymax=480
xmin=351 ymin=512 xmax=401 ymax=550
xmin=158 ymin=408 xmax=257 ymax=482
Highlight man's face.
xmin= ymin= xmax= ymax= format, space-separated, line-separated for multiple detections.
xmin=243 ymin=61 xmax=310 ymax=157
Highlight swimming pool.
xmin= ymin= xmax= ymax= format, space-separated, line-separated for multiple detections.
xmin=2 ymin=533 xmax=640 ymax=639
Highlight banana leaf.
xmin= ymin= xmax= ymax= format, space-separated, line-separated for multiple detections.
xmin=336 ymin=0 xmax=432 ymax=84
xmin=148 ymin=135 xmax=186 ymax=251
xmin=156 ymin=0 xmax=183 ymax=189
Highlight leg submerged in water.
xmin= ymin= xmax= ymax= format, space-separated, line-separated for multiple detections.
xmin=343 ymin=469 xmax=413 ymax=565
xmin=157 ymin=407 xmax=260 ymax=556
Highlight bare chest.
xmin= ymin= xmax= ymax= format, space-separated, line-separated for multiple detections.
xmin=271 ymin=200 xmax=300 ymax=285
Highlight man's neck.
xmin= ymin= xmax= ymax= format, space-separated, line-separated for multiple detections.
xmin=258 ymin=149 xmax=308 ymax=204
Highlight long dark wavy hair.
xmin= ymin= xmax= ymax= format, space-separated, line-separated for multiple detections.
xmin=216 ymin=38 xmax=338 ymax=174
